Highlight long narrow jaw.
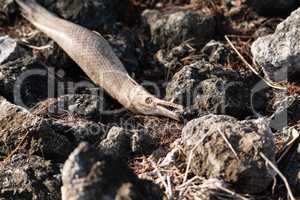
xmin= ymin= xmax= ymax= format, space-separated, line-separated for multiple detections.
xmin=127 ymin=86 xmax=184 ymax=121
xmin=152 ymin=98 xmax=184 ymax=121
xmin=130 ymin=95 xmax=184 ymax=121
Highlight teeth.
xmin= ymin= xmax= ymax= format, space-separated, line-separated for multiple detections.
xmin=156 ymin=104 xmax=183 ymax=121
xmin=150 ymin=98 xmax=184 ymax=121
xmin=155 ymin=98 xmax=183 ymax=111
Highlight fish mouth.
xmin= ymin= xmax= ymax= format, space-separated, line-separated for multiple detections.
xmin=153 ymin=98 xmax=184 ymax=121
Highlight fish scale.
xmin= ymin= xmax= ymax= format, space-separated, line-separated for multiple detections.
xmin=16 ymin=0 xmax=183 ymax=120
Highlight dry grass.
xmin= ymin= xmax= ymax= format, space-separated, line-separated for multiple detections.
xmin=2 ymin=0 xmax=299 ymax=199
xmin=131 ymin=140 xmax=255 ymax=200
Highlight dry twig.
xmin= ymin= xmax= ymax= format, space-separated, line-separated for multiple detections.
xmin=277 ymin=128 xmax=299 ymax=163
xmin=19 ymin=40 xmax=52 ymax=50
xmin=4 ymin=131 xmax=29 ymax=162
xmin=183 ymin=133 xmax=208 ymax=184
xmin=217 ymin=128 xmax=240 ymax=160
xmin=260 ymin=152 xmax=295 ymax=200
xmin=225 ymin=35 xmax=286 ymax=90
xmin=149 ymin=158 xmax=173 ymax=199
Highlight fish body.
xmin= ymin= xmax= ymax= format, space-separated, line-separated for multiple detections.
xmin=16 ymin=0 xmax=183 ymax=120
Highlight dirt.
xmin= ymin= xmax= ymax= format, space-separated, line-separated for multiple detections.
xmin=0 ymin=0 xmax=300 ymax=199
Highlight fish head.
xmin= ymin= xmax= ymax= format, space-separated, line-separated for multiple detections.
xmin=128 ymin=86 xmax=183 ymax=121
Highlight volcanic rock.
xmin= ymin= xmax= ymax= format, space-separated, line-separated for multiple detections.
xmin=166 ymin=60 xmax=252 ymax=119
xmin=247 ymin=0 xmax=300 ymax=16
xmin=0 ymin=96 xmax=73 ymax=160
xmin=61 ymin=142 xmax=162 ymax=200
xmin=0 ymin=154 xmax=62 ymax=200
xmin=182 ymin=114 xmax=276 ymax=194
xmin=142 ymin=9 xmax=216 ymax=49
xmin=252 ymin=7 xmax=300 ymax=82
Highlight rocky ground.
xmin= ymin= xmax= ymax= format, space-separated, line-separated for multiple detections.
xmin=0 ymin=0 xmax=300 ymax=199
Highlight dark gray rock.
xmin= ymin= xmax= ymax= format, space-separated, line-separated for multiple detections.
xmin=36 ymin=0 xmax=131 ymax=32
xmin=247 ymin=0 xmax=300 ymax=16
xmin=251 ymin=7 xmax=300 ymax=82
xmin=0 ymin=0 xmax=18 ymax=26
xmin=270 ymin=93 xmax=300 ymax=130
xmin=51 ymin=118 xmax=107 ymax=145
xmin=130 ymin=128 xmax=156 ymax=155
xmin=138 ymin=0 xmax=189 ymax=8
xmin=182 ymin=114 xmax=276 ymax=194
xmin=0 ymin=154 xmax=62 ymax=200
xmin=283 ymin=143 xmax=300 ymax=196
xmin=155 ymin=42 xmax=194 ymax=71
xmin=142 ymin=9 xmax=216 ymax=49
xmin=32 ymin=94 xmax=106 ymax=120
xmin=106 ymin=30 xmax=142 ymax=75
xmin=0 ymin=36 xmax=27 ymax=64
xmin=166 ymin=60 xmax=252 ymax=119
xmin=0 ymin=54 xmax=53 ymax=107
xmin=0 ymin=96 xmax=73 ymax=161
xmin=31 ymin=96 xmax=108 ymax=144
xmin=253 ymin=26 xmax=274 ymax=38
xmin=156 ymin=40 xmax=233 ymax=73
xmin=201 ymin=40 xmax=233 ymax=64
xmin=98 ymin=126 xmax=132 ymax=159
xmin=98 ymin=126 xmax=156 ymax=159
xmin=61 ymin=142 xmax=162 ymax=200
xmin=0 ymin=48 xmax=99 ymax=110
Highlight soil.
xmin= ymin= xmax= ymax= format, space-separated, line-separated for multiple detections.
xmin=0 ymin=0 xmax=300 ymax=199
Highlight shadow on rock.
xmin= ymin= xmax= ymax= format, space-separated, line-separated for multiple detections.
xmin=0 ymin=96 xmax=73 ymax=161
xmin=0 ymin=154 xmax=62 ymax=200
xmin=62 ymin=142 xmax=163 ymax=200
xmin=181 ymin=114 xmax=276 ymax=194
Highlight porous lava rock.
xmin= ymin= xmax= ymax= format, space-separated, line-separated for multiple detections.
xmin=0 ymin=154 xmax=62 ymax=200
xmin=270 ymin=93 xmax=300 ymax=130
xmin=0 ymin=36 xmax=27 ymax=64
xmin=201 ymin=40 xmax=233 ymax=65
xmin=61 ymin=142 xmax=162 ymax=200
xmin=181 ymin=114 xmax=276 ymax=194
xmin=50 ymin=118 xmax=107 ymax=145
xmin=98 ymin=126 xmax=156 ymax=159
xmin=0 ymin=0 xmax=18 ymax=26
xmin=36 ymin=0 xmax=131 ymax=32
xmin=31 ymin=96 xmax=108 ymax=144
xmin=283 ymin=143 xmax=300 ymax=196
xmin=251 ymin=7 xmax=300 ymax=82
xmin=247 ymin=0 xmax=300 ymax=16
xmin=138 ymin=0 xmax=189 ymax=8
xmin=155 ymin=42 xmax=193 ymax=71
xmin=142 ymin=9 xmax=216 ymax=49
xmin=0 ymin=96 xmax=73 ymax=160
xmin=32 ymin=94 xmax=106 ymax=120
xmin=166 ymin=60 xmax=252 ymax=119
xmin=0 ymin=54 xmax=54 ymax=107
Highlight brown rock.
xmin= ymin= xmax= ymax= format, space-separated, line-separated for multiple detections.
xmin=0 ymin=154 xmax=62 ymax=200
xmin=0 ymin=96 xmax=73 ymax=161
xmin=142 ymin=9 xmax=216 ymax=49
xmin=61 ymin=142 xmax=162 ymax=200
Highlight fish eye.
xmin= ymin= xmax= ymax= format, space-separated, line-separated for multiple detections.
xmin=145 ymin=97 xmax=153 ymax=104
